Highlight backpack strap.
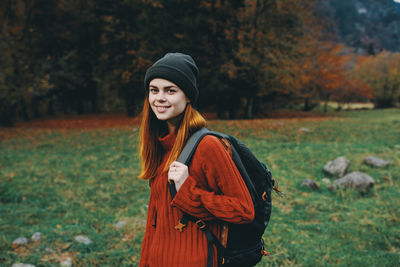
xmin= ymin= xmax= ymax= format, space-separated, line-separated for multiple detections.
xmin=178 ymin=127 xmax=212 ymax=165
xmin=168 ymin=127 xmax=225 ymax=267
xmin=169 ymin=127 xmax=211 ymax=199
xmin=170 ymin=127 xmax=259 ymax=203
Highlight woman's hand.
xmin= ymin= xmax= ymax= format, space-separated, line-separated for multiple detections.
xmin=168 ymin=161 xmax=189 ymax=191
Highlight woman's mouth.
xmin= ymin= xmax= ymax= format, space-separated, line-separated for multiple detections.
xmin=156 ymin=106 xmax=170 ymax=113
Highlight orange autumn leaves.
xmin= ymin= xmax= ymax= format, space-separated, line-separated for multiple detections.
xmin=224 ymin=0 xmax=374 ymax=110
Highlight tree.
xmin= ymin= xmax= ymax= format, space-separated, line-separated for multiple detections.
xmin=0 ymin=0 xmax=53 ymax=126
xmin=354 ymin=51 xmax=400 ymax=108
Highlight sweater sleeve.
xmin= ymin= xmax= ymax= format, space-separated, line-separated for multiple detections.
xmin=170 ymin=135 xmax=255 ymax=224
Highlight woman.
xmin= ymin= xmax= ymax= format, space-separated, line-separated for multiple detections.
xmin=139 ymin=52 xmax=254 ymax=267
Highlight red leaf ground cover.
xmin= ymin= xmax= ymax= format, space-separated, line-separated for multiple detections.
xmin=14 ymin=113 xmax=142 ymax=129
xmin=0 ymin=111 xmax=336 ymax=141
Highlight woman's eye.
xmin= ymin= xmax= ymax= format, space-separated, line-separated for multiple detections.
xmin=150 ymin=88 xmax=158 ymax=93
xmin=167 ymin=89 xmax=176 ymax=94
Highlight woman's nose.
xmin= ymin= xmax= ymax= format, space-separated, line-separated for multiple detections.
xmin=156 ymin=91 xmax=166 ymax=101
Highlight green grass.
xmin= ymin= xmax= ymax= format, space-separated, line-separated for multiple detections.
xmin=1 ymin=109 xmax=399 ymax=266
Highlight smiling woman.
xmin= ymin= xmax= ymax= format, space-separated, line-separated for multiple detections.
xmin=137 ymin=53 xmax=255 ymax=267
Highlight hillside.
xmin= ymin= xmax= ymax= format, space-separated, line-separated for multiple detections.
xmin=317 ymin=0 xmax=400 ymax=53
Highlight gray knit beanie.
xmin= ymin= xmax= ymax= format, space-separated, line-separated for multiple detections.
xmin=144 ymin=53 xmax=199 ymax=104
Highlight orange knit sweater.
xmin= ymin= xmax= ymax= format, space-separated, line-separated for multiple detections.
xmin=139 ymin=131 xmax=255 ymax=267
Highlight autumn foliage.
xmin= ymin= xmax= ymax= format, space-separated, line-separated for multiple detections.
xmin=353 ymin=51 xmax=400 ymax=108
xmin=0 ymin=0 xmax=393 ymax=126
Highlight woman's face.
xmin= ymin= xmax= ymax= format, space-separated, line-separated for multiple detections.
xmin=148 ymin=78 xmax=189 ymax=125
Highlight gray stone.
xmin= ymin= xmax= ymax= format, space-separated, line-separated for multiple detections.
xmin=44 ymin=247 xmax=55 ymax=254
xmin=74 ymin=235 xmax=92 ymax=245
xmin=330 ymin=171 xmax=375 ymax=191
xmin=115 ymin=220 xmax=127 ymax=229
xmin=12 ymin=237 xmax=28 ymax=245
xmin=60 ymin=257 xmax=73 ymax=267
xmin=11 ymin=264 xmax=35 ymax=267
xmin=364 ymin=156 xmax=392 ymax=168
xmin=31 ymin=232 xmax=42 ymax=241
xmin=322 ymin=178 xmax=331 ymax=184
xmin=323 ymin=156 xmax=350 ymax=177
xmin=301 ymin=179 xmax=319 ymax=190
xmin=300 ymin=128 xmax=310 ymax=132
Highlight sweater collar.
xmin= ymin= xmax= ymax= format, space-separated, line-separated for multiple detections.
xmin=158 ymin=131 xmax=176 ymax=151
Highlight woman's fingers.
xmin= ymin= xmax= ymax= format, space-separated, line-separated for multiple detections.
xmin=168 ymin=161 xmax=189 ymax=191
xmin=168 ymin=162 xmax=187 ymax=175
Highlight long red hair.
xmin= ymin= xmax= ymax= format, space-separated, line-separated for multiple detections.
xmin=138 ymin=98 xmax=207 ymax=180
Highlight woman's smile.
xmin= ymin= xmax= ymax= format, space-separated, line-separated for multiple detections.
xmin=148 ymin=78 xmax=190 ymax=132
xmin=155 ymin=105 xmax=171 ymax=113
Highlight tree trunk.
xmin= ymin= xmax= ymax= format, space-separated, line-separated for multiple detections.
xmin=21 ymin=99 xmax=30 ymax=121
xmin=47 ymin=96 xmax=54 ymax=116
xmin=125 ymin=100 xmax=135 ymax=117
xmin=245 ymin=96 xmax=254 ymax=119
xmin=228 ymin=105 xmax=237 ymax=120
xmin=31 ymin=97 xmax=40 ymax=118
xmin=303 ymin=98 xmax=310 ymax=111
xmin=0 ymin=103 xmax=16 ymax=127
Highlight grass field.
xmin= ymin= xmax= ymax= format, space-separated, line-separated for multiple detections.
xmin=1 ymin=109 xmax=399 ymax=266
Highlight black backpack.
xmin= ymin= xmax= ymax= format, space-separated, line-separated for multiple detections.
xmin=168 ymin=128 xmax=277 ymax=267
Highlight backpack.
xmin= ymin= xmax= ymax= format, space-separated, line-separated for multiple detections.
xmin=168 ymin=128 xmax=277 ymax=267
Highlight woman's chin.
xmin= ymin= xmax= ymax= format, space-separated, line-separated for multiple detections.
xmin=154 ymin=113 xmax=170 ymax=120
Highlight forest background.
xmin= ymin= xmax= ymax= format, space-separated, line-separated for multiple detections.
xmin=1 ymin=1 xmax=400 ymax=266
xmin=1 ymin=0 xmax=400 ymax=127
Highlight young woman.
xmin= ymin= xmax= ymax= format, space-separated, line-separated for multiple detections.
xmin=138 ymin=52 xmax=255 ymax=267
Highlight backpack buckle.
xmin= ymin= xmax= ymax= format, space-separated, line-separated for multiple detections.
xmin=262 ymin=250 xmax=271 ymax=256
xmin=262 ymin=191 xmax=268 ymax=201
xmin=261 ymin=238 xmax=271 ymax=256
xmin=175 ymin=222 xmax=187 ymax=232
xmin=195 ymin=219 xmax=207 ymax=230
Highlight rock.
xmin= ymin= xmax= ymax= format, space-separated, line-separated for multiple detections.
xmin=44 ymin=247 xmax=55 ymax=254
xmin=60 ymin=257 xmax=73 ymax=267
xmin=364 ymin=156 xmax=392 ymax=168
xmin=115 ymin=220 xmax=127 ymax=229
xmin=31 ymin=232 xmax=42 ymax=242
xmin=322 ymin=178 xmax=331 ymax=184
xmin=301 ymin=179 xmax=319 ymax=190
xmin=323 ymin=156 xmax=350 ymax=177
xmin=11 ymin=264 xmax=35 ymax=267
xmin=299 ymin=128 xmax=310 ymax=132
xmin=12 ymin=237 xmax=28 ymax=246
xmin=74 ymin=235 xmax=92 ymax=245
xmin=330 ymin=172 xmax=375 ymax=191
